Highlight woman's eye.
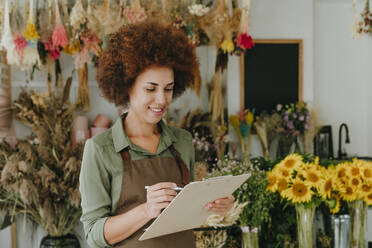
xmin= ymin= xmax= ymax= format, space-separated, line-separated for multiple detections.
xmin=146 ymin=88 xmax=155 ymax=92
xmin=165 ymin=88 xmax=174 ymax=92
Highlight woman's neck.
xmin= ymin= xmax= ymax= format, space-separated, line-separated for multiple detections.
xmin=124 ymin=111 xmax=159 ymax=137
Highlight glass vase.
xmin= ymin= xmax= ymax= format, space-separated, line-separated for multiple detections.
xmin=295 ymin=204 xmax=315 ymax=248
xmin=276 ymin=134 xmax=296 ymax=158
xmin=240 ymin=137 xmax=250 ymax=162
xmin=241 ymin=226 xmax=259 ymax=248
xmin=349 ymin=200 xmax=367 ymax=248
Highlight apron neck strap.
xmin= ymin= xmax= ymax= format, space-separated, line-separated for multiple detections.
xmin=169 ymin=144 xmax=190 ymax=186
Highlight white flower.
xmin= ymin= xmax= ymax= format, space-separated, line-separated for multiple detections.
xmin=276 ymin=104 xmax=282 ymax=111
xmin=188 ymin=4 xmax=210 ymax=17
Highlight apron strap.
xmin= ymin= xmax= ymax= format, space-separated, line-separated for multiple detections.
xmin=169 ymin=145 xmax=190 ymax=186
xmin=120 ymin=145 xmax=190 ymax=186
xmin=120 ymin=148 xmax=130 ymax=161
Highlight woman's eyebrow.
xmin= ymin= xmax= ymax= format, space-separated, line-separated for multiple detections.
xmin=144 ymin=82 xmax=175 ymax=86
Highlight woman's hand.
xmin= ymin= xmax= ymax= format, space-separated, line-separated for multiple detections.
xmin=205 ymin=195 xmax=235 ymax=215
xmin=144 ymin=182 xmax=178 ymax=219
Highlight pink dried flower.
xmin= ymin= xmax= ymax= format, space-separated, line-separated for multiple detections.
xmin=124 ymin=7 xmax=147 ymax=24
xmin=52 ymin=25 xmax=69 ymax=49
xmin=74 ymin=48 xmax=91 ymax=68
xmin=52 ymin=2 xmax=69 ymax=48
xmin=14 ymin=34 xmax=28 ymax=57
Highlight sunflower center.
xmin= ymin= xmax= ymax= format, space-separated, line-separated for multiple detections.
xmin=292 ymin=182 xmax=308 ymax=197
xmin=268 ymin=176 xmax=277 ymax=186
xmin=338 ymin=168 xmax=346 ymax=178
xmin=281 ymin=169 xmax=290 ymax=178
xmin=364 ymin=169 xmax=372 ymax=178
xmin=285 ymin=159 xmax=295 ymax=169
xmin=351 ymin=178 xmax=360 ymax=187
xmin=351 ymin=168 xmax=360 ymax=176
xmin=346 ymin=186 xmax=353 ymax=195
xmin=277 ymin=179 xmax=287 ymax=191
xmin=308 ymin=172 xmax=319 ymax=183
xmin=362 ymin=184 xmax=371 ymax=192
xmin=325 ymin=180 xmax=332 ymax=192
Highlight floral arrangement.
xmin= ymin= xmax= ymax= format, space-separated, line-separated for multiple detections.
xmin=0 ymin=81 xmax=83 ymax=236
xmin=229 ymin=108 xmax=255 ymax=161
xmin=334 ymin=158 xmax=372 ymax=205
xmin=266 ymin=154 xmax=328 ymax=206
xmin=193 ymin=132 xmax=216 ymax=164
xmin=266 ymin=153 xmax=337 ymax=248
xmin=254 ymin=112 xmax=282 ymax=159
xmin=274 ymin=102 xmax=310 ymax=157
xmin=275 ymin=102 xmax=310 ymax=137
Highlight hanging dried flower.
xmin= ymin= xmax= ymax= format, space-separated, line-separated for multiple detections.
xmin=14 ymin=34 xmax=28 ymax=58
xmin=70 ymin=0 xmax=87 ymax=29
xmin=220 ymin=39 xmax=234 ymax=53
xmin=188 ymin=4 xmax=210 ymax=17
xmin=52 ymin=0 xmax=69 ymax=49
xmin=23 ymin=0 xmax=40 ymax=41
xmin=235 ymin=33 xmax=254 ymax=50
xmin=124 ymin=0 xmax=147 ymax=24
xmin=0 ymin=0 xmax=15 ymax=51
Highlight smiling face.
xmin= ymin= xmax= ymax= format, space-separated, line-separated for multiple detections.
xmin=128 ymin=65 xmax=174 ymax=125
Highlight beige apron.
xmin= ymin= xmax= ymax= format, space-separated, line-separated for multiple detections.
xmin=113 ymin=145 xmax=196 ymax=248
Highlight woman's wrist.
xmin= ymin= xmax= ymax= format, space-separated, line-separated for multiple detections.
xmin=140 ymin=203 xmax=152 ymax=221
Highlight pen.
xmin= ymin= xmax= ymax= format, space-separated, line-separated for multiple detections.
xmin=144 ymin=186 xmax=183 ymax=191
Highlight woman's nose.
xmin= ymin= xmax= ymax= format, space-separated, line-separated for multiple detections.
xmin=155 ymin=91 xmax=166 ymax=105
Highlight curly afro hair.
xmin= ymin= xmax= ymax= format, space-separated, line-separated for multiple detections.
xmin=96 ymin=21 xmax=200 ymax=106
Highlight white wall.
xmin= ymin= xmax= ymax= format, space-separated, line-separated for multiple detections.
xmin=314 ymin=0 xmax=372 ymax=158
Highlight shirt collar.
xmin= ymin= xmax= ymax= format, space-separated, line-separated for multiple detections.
xmin=112 ymin=113 xmax=177 ymax=153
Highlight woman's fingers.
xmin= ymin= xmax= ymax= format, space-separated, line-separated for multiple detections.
xmin=148 ymin=188 xmax=177 ymax=199
xmin=147 ymin=182 xmax=177 ymax=192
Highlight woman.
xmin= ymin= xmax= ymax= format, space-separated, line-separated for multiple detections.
xmin=79 ymin=21 xmax=234 ymax=248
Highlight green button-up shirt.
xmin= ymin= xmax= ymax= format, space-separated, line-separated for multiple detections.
xmin=79 ymin=115 xmax=195 ymax=248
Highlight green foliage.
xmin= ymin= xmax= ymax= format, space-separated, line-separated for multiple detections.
xmin=211 ymin=157 xmax=276 ymax=229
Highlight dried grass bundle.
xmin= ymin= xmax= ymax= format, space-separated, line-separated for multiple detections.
xmin=0 ymin=77 xmax=83 ymax=236
xmin=76 ymin=63 xmax=90 ymax=112
xmin=303 ymin=108 xmax=319 ymax=154
xmin=208 ymin=68 xmax=224 ymax=124
xmin=198 ymin=0 xmax=227 ymax=45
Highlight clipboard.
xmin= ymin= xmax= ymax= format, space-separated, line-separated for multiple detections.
xmin=139 ymin=173 xmax=250 ymax=241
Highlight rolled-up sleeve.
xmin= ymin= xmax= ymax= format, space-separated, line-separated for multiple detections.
xmin=79 ymin=139 xmax=112 ymax=248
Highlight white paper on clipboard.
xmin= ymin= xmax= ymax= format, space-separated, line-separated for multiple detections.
xmin=139 ymin=173 xmax=250 ymax=241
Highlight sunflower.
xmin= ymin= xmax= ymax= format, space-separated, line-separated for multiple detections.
xmin=304 ymin=167 xmax=321 ymax=189
xmin=277 ymin=167 xmax=291 ymax=180
xmin=364 ymin=193 xmax=372 ymax=205
xmin=336 ymin=162 xmax=350 ymax=180
xmin=340 ymin=185 xmax=359 ymax=202
xmin=281 ymin=179 xmax=313 ymax=203
xmin=319 ymin=174 xmax=335 ymax=199
xmin=350 ymin=177 xmax=361 ymax=188
xmin=349 ymin=162 xmax=361 ymax=177
xmin=329 ymin=195 xmax=341 ymax=214
xmin=277 ymin=178 xmax=288 ymax=192
xmin=362 ymin=165 xmax=372 ymax=180
xmin=267 ymin=171 xmax=278 ymax=192
xmin=361 ymin=183 xmax=372 ymax=197
xmin=278 ymin=153 xmax=303 ymax=173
